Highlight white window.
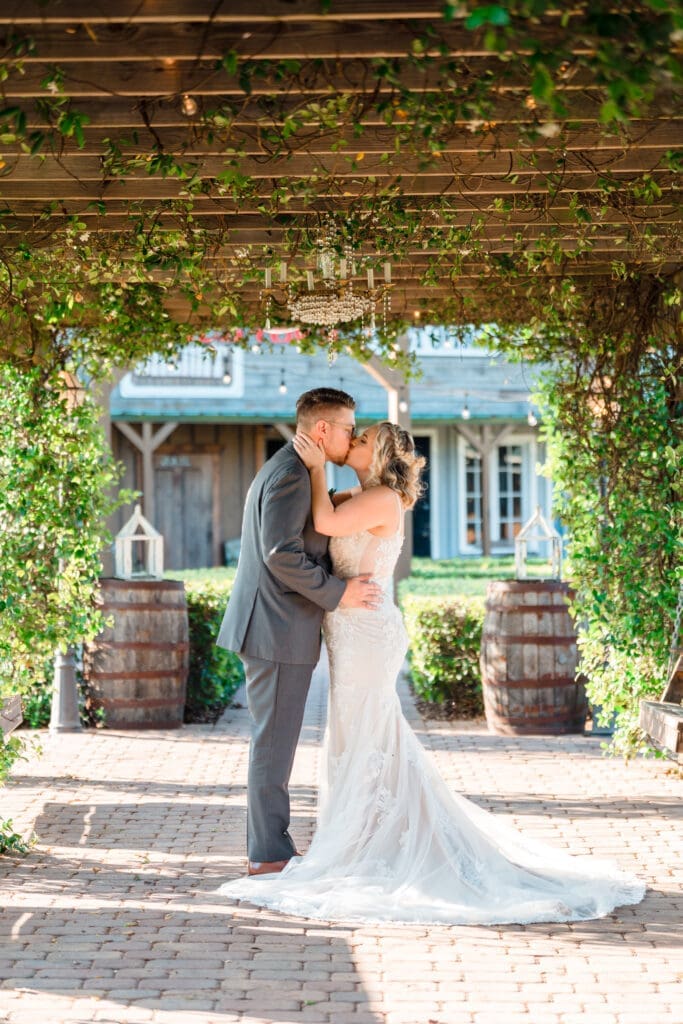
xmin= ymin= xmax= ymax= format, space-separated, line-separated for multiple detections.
xmin=408 ymin=325 xmax=492 ymax=357
xmin=119 ymin=343 xmax=245 ymax=399
xmin=464 ymin=444 xmax=483 ymax=549
xmin=496 ymin=444 xmax=524 ymax=544
xmin=458 ymin=433 xmax=542 ymax=555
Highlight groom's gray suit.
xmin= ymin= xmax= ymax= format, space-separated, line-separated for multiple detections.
xmin=217 ymin=441 xmax=346 ymax=862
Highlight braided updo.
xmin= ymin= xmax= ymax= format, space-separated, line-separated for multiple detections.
xmin=364 ymin=421 xmax=426 ymax=509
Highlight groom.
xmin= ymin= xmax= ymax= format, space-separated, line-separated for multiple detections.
xmin=217 ymin=387 xmax=381 ymax=876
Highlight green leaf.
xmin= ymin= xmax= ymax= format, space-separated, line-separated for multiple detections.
xmin=220 ymin=49 xmax=239 ymax=76
xmin=465 ymin=6 xmax=511 ymax=29
xmin=531 ymin=64 xmax=555 ymax=103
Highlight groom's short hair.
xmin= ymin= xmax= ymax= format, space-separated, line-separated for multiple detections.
xmin=296 ymin=387 xmax=356 ymax=426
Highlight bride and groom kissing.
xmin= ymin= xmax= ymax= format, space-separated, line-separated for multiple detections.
xmin=216 ymin=387 xmax=643 ymax=925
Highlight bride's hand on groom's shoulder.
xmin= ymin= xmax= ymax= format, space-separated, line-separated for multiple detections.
xmin=293 ymin=432 xmax=325 ymax=470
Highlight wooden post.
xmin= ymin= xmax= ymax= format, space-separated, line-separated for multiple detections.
xmin=273 ymin=422 xmax=295 ymax=441
xmin=113 ymin=420 xmax=179 ymax=529
xmin=481 ymin=437 xmax=492 ymax=558
xmin=254 ymin=424 xmax=266 ymax=472
xmin=361 ymin=338 xmax=412 ymax=581
xmin=141 ymin=422 xmax=155 ymax=526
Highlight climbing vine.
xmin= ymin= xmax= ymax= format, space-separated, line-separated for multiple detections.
xmin=484 ymin=273 xmax=682 ymax=756
xmin=0 ymin=1 xmax=678 ymax=372
xmin=0 ymin=2 xmax=680 ymax=764
xmin=0 ymin=366 xmax=131 ymax=699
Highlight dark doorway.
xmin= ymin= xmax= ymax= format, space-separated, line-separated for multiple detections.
xmin=266 ymin=437 xmax=287 ymax=461
xmin=413 ymin=435 xmax=431 ymax=558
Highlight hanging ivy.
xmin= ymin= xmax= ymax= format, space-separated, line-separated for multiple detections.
xmin=0 ymin=366 xmax=133 ymax=699
xmin=0 ymin=3 xmax=680 ymax=764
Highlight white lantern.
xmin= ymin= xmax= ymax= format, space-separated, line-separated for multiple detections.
xmin=515 ymin=505 xmax=562 ymax=580
xmin=114 ymin=504 xmax=164 ymax=580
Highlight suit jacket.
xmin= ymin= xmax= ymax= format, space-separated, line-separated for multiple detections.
xmin=216 ymin=441 xmax=346 ymax=665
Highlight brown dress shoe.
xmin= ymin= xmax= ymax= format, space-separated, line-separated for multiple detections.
xmin=247 ymin=858 xmax=290 ymax=876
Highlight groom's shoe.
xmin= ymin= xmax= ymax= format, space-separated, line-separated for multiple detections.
xmin=247 ymin=858 xmax=290 ymax=876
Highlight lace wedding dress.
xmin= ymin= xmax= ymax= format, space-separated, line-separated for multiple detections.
xmin=218 ymin=513 xmax=645 ymax=925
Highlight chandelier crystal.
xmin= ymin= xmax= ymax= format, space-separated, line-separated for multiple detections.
xmin=260 ymin=219 xmax=392 ymax=334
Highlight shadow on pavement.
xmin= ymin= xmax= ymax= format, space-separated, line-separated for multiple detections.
xmin=26 ymin=796 xmax=316 ymax=853
xmin=0 ymin=903 xmax=384 ymax=1021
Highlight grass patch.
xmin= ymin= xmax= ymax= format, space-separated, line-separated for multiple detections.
xmin=400 ymin=555 xmax=549 ymax=599
xmin=165 ymin=567 xmax=237 ymax=585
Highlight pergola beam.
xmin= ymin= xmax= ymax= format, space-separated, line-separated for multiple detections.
xmin=5 ymin=121 xmax=680 ymax=156
xmin=0 ymin=171 xmax=676 ymax=201
xmin=1 ymin=62 xmax=616 ymax=100
xmin=1 ymin=147 xmax=670 ymax=181
xmin=0 ymin=2 xmax=678 ymax=340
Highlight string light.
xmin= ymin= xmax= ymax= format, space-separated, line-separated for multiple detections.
xmin=218 ymin=344 xmax=233 ymax=384
xmin=461 ymin=394 xmax=471 ymax=420
xmin=398 ymin=387 xmax=409 ymax=413
xmin=527 ymin=407 xmax=538 ymax=426
xmin=180 ymin=93 xmax=198 ymax=117
xmin=278 ymin=376 xmax=288 ymax=395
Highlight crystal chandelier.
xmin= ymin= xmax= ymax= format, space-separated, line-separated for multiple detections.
xmin=260 ymin=221 xmax=393 ymax=334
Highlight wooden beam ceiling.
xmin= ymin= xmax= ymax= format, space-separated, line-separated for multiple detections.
xmin=0 ymin=1 xmax=680 ymax=329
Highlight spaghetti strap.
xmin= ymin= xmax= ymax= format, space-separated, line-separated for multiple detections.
xmin=393 ymin=490 xmax=404 ymax=538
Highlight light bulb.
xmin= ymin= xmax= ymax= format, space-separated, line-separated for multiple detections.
xmin=527 ymin=409 xmax=538 ymax=426
xmin=251 ymin=342 xmax=260 ymax=353
xmin=223 ymin=371 xmax=232 ymax=385
xmin=180 ymin=93 xmax=198 ymax=117
xmin=279 ymin=380 xmax=288 ymax=395
xmin=399 ymin=399 xmax=409 ymax=413
xmin=461 ymin=402 xmax=471 ymax=420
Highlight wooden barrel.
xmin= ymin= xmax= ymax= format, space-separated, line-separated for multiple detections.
xmin=85 ymin=578 xmax=189 ymax=729
xmin=480 ymin=580 xmax=586 ymax=735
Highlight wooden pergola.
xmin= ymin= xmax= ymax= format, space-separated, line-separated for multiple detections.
xmin=1 ymin=3 xmax=679 ymax=740
xmin=0 ymin=0 xmax=680 ymax=331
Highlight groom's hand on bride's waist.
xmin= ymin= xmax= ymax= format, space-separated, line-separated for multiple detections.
xmin=339 ymin=574 xmax=382 ymax=610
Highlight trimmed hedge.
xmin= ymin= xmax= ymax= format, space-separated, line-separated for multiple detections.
xmin=401 ymin=594 xmax=485 ymax=717
xmin=183 ymin=579 xmax=244 ymax=724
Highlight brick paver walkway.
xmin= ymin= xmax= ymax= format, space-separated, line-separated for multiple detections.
xmin=1 ymin=659 xmax=681 ymax=1024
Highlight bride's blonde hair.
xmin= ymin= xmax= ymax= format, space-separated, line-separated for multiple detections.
xmin=365 ymin=421 xmax=426 ymax=509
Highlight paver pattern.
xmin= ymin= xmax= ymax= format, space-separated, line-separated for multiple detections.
xmin=1 ymin=659 xmax=681 ymax=1024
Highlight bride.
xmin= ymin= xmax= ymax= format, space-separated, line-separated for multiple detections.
xmin=218 ymin=421 xmax=645 ymax=925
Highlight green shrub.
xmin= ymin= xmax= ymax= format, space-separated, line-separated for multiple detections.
xmin=182 ymin=579 xmax=244 ymax=724
xmin=20 ymin=679 xmax=52 ymax=729
xmin=537 ymin=349 xmax=680 ymax=757
xmin=0 ymin=365 xmax=131 ymax=703
xmin=0 ymin=731 xmax=27 ymax=786
xmin=402 ymin=594 xmax=485 ymax=716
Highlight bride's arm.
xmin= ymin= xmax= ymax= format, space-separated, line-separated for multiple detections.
xmin=293 ymin=435 xmax=395 ymax=537
xmin=331 ymin=486 xmax=361 ymax=506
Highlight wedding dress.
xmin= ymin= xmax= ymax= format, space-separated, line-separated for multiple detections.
xmin=218 ymin=505 xmax=645 ymax=924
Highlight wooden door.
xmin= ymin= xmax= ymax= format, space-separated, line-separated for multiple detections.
xmin=154 ymin=454 xmax=216 ymax=569
xmin=412 ymin=435 xmax=431 ymax=558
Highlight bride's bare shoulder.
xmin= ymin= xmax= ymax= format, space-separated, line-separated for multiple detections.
xmin=314 ymin=483 xmax=397 ymax=537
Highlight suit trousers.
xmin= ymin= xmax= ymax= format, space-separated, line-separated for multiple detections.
xmin=241 ymin=654 xmax=316 ymax=862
